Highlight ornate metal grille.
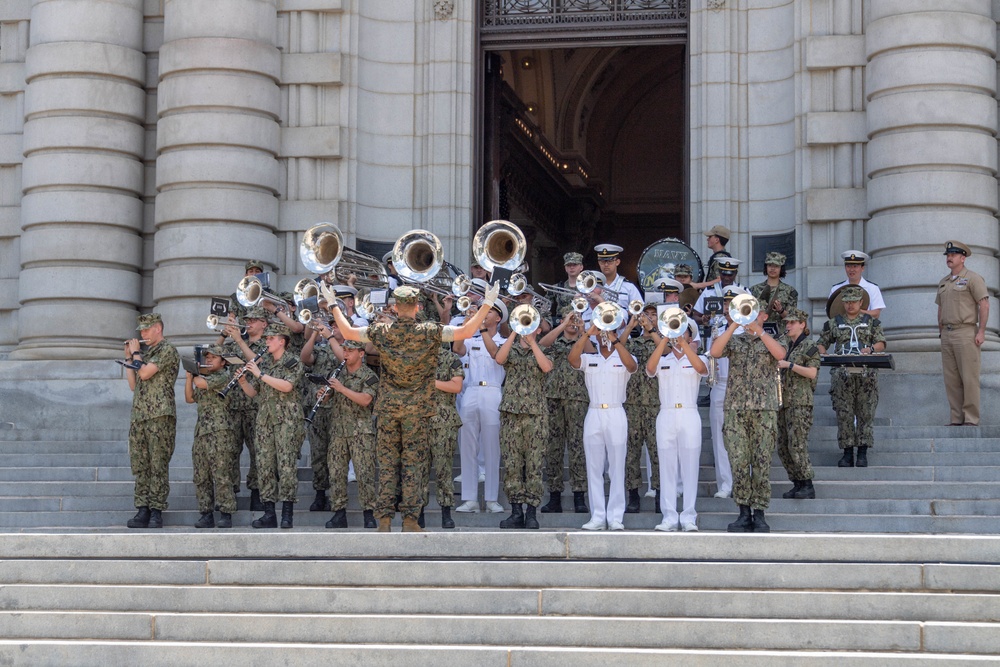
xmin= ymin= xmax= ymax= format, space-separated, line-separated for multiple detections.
xmin=482 ymin=0 xmax=687 ymax=34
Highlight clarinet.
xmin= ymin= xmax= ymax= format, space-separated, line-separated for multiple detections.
xmin=219 ymin=352 xmax=265 ymax=398
xmin=305 ymin=360 xmax=346 ymax=424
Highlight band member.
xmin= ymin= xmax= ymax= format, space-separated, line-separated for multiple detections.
xmin=453 ymin=300 xmax=508 ymax=515
xmin=710 ymin=298 xmax=785 ymax=533
xmin=817 ymin=285 xmax=887 ymax=467
xmin=673 ymin=264 xmax=694 ymax=289
xmin=239 ymin=323 xmax=305 ymax=529
xmin=750 ymin=252 xmax=798 ymax=326
xmin=830 ymin=250 xmax=885 ymax=318
xmin=264 ymin=293 xmax=306 ymax=358
xmin=333 ymin=284 xmax=368 ymax=326
xmin=691 ymin=225 xmax=732 ymax=289
xmin=184 ymin=344 xmax=236 ymax=528
xmin=229 ymin=259 xmax=264 ymax=320
xmin=330 ymin=282 xmax=500 ymax=532
xmin=594 ymin=243 xmax=643 ymax=309
xmin=776 ymin=308 xmax=820 ymax=499
xmin=550 ymin=252 xmax=585 ymax=319
xmin=429 ymin=344 xmax=464 ymax=529
xmin=124 ymin=313 xmax=180 ymax=529
xmin=494 ymin=321 xmax=553 ymax=529
xmin=692 ymin=257 xmax=745 ymax=327
xmin=470 ymin=260 xmax=491 ymax=282
xmin=647 ymin=319 xmax=708 ymax=531
xmin=569 ymin=321 xmax=638 ymax=531
xmin=381 ymin=251 xmax=400 ymax=290
xmin=622 ymin=303 xmax=662 ymax=513
xmin=300 ymin=322 xmax=346 ymax=514
xmin=325 ymin=339 xmax=379 ymax=529
xmin=538 ymin=306 xmax=592 ymax=514
xmin=707 ymin=287 xmax=743 ymax=498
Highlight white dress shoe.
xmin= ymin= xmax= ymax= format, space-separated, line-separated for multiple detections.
xmin=581 ymin=518 xmax=606 ymax=531
xmin=479 ymin=472 xmax=486 ymax=483
xmin=485 ymin=501 xmax=504 ymax=513
xmin=643 ymin=489 xmax=656 ymax=498
xmin=714 ymin=490 xmax=731 ymax=499
xmin=654 ymin=520 xmax=680 ymax=532
xmin=681 ymin=522 xmax=699 ymax=532
xmin=453 ymin=474 xmax=461 ymax=482
xmin=455 ymin=500 xmax=479 ymax=513
xmin=608 ymin=521 xmax=625 ymax=531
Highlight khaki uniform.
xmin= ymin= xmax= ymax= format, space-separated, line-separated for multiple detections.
xmin=254 ymin=353 xmax=305 ymax=503
xmin=718 ymin=333 xmax=781 ymax=510
xmin=625 ymin=336 xmax=660 ymax=492
xmin=128 ymin=339 xmax=180 ymax=511
xmin=818 ymin=314 xmax=886 ymax=450
xmin=750 ymin=281 xmax=799 ymax=326
xmin=429 ymin=348 xmax=464 ymax=508
xmin=192 ymin=370 xmax=238 ymax=514
xmin=936 ymin=268 xmax=988 ymax=425
xmin=777 ymin=336 xmax=820 ymax=482
xmin=543 ymin=336 xmax=588 ymax=493
xmin=328 ymin=363 xmax=379 ymax=512
xmin=499 ymin=344 xmax=551 ymax=507
xmin=224 ymin=337 xmax=267 ymax=492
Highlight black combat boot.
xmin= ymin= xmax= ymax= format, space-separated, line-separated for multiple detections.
xmin=252 ymin=502 xmax=277 ymax=529
xmin=499 ymin=503 xmax=525 ymax=529
xmin=325 ymin=508 xmax=348 ymax=529
xmin=655 ymin=489 xmax=661 ymax=514
xmin=752 ymin=508 xmax=770 ymax=533
xmin=793 ymin=480 xmax=815 ymax=499
xmin=726 ymin=505 xmax=754 ymax=533
xmin=441 ymin=506 xmax=455 ymax=529
xmin=625 ymin=488 xmax=641 ymax=514
xmin=216 ymin=512 xmax=233 ymax=528
xmin=194 ymin=512 xmax=215 ymax=529
xmin=838 ymin=447 xmax=855 ymax=467
xmin=363 ymin=509 xmax=377 ymax=529
xmin=524 ymin=504 xmax=539 ymax=530
xmin=250 ymin=488 xmax=264 ymax=511
xmin=782 ymin=481 xmax=802 ymax=499
xmin=148 ymin=509 xmax=163 ymax=529
xmin=573 ymin=491 xmax=588 ymax=513
xmin=540 ymin=491 xmax=562 ymax=513
xmin=127 ymin=506 xmax=150 ymax=529
xmin=280 ymin=501 xmax=294 ymax=529
xmin=417 ymin=506 xmax=426 ymax=529
xmin=310 ymin=490 xmax=330 ymax=512
xmin=856 ymin=446 xmax=868 ymax=467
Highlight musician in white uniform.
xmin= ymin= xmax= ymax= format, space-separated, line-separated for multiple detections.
xmin=829 ymin=250 xmax=885 ymax=319
xmin=647 ymin=319 xmax=708 ymax=532
xmin=569 ymin=319 xmax=638 ymax=531
xmin=594 ymin=243 xmax=643 ymax=310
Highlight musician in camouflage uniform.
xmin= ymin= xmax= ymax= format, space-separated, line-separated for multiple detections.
xmin=494 ymin=323 xmax=554 ymax=529
xmin=184 ymin=344 xmax=236 ymax=528
xmin=623 ymin=303 xmax=661 ymax=513
xmin=223 ymin=306 xmax=268 ymax=511
xmin=750 ymin=252 xmax=799 ymax=327
xmin=775 ymin=308 xmax=820 ymax=499
xmin=550 ymin=252 xmax=585 ymax=319
xmin=124 ymin=313 xmax=180 ymax=529
xmin=301 ymin=323 xmax=345 ymax=513
xmin=229 ymin=259 xmax=264 ymax=321
xmin=325 ymin=339 xmax=379 ymax=529
xmin=538 ymin=306 xmax=591 ymax=513
xmin=240 ymin=323 xmax=305 ymax=529
xmin=428 ymin=345 xmax=464 ymax=528
xmin=710 ymin=298 xmax=786 ymax=532
xmin=330 ymin=282 xmax=500 ymax=531
xmin=817 ymin=285 xmax=887 ymax=467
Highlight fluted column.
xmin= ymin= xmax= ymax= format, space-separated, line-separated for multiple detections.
xmin=13 ymin=0 xmax=145 ymax=359
xmin=155 ymin=0 xmax=280 ymax=343
xmin=866 ymin=0 xmax=999 ymax=351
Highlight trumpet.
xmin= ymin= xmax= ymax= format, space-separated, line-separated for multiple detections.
xmin=358 ymin=294 xmax=397 ymax=321
xmin=593 ymin=301 xmax=626 ymax=332
xmin=393 ymin=229 xmax=444 ymax=284
xmin=456 ymin=295 xmax=474 ymax=313
xmin=577 ymin=271 xmax=622 ymax=302
xmin=572 ymin=296 xmax=588 ymax=313
xmin=657 ymin=307 xmax=689 ymax=339
xmin=300 ymin=222 xmax=390 ymax=288
xmin=207 ymin=314 xmax=245 ymax=336
xmin=509 ymin=303 xmax=541 ymax=336
xmin=508 ymin=273 xmax=553 ymax=314
xmin=729 ymin=294 xmax=760 ymax=326
xmin=472 ymin=219 xmax=526 ymax=272
xmin=628 ymin=299 xmax=645 ymax=317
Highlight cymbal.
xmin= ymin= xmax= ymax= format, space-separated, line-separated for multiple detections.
xmin=678 ymin=286 xmax=700 ymax=312
xmin=826 ymin=285 xmax=871 ymax=319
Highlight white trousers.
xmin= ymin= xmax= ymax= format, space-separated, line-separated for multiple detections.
xmin=709 ymin=381 xmax=733 ymax=495
xmin=583 ymin=407 xmax=628 ymax=526
xmin=458 ymin=386 xmax=501 ymax=502
xmin=656 ymin=408 xmax=702 ymax=525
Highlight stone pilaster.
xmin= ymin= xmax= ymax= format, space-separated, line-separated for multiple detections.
xmin=866 ymin=0 xmax=999 ymax=351
xmin=155 ymin=0 xmax=280 ymax=343
xmin=13 ymin=0 xmax=145 ymax=359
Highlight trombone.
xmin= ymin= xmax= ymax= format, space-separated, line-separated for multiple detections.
xmin=293 ymin=278 xmax=321 ymax=305
xmin=207 ymin=314 xmax=246 ymax=336
xmin=577 ymin=270 xmax=622 ymax=302
xmin=507 ymin=273 xmax=553 ymax=314
xmin=300 ymin=222 xmax=389 ymax=288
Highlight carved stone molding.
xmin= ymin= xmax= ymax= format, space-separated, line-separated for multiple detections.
xmin=433 ymin=0 xmax=454 ymax=20
xmin=707 ymin=0 xmax=725 ymax=10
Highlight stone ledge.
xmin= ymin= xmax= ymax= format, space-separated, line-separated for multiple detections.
xmin=806 ymin=112 xmax=867 ymax=145
xmin=278 ymin=0 xmax=343 ymax=11
xmin=281 ymin=126 xmax=341 ymax=158
xmin=0 ymin=63 xmax=25 ymax=95
xmin=0 ymin=0 xmax=30 ymax=21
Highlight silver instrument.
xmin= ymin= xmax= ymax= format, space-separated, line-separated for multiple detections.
xmin=393 ymin=229 xmax=445 ymax=284
xmin=593 ymin=301 xmax=626 ymax=350
xmin=293 ymin=278 xmax=321 ymax=305
xmin=509 ymin=303 xmax=541 ymax=336
xmin=729 ymin=294 xmax=760 ymax=326
xmin=300 ymin=222 xmax=389 ymax=288
xmin=358 ymin=293 xmax=396 ymax=321
xmin=472 ymin=219 xmax=526 ymax=272
xmin=236 ymin=275 xmax=285 ymax=310
xmin=206 ymin=314 xmax=245 ymax=336
xmin=657 ymin=307 xmax=689 ymax=339
xmin=628 ymin=299 xmax=645 ymax=317
xmin=577 ymin=270 xmax=622 ymax=303
xmin=508 ymin=272 xmax=553 ymax=314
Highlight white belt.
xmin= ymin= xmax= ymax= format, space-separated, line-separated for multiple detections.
xmin=589 ymin=402 xmax=623 ymax=410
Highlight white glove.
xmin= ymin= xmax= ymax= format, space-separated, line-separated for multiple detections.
xmin=483 ymin=281 xmax=501 ymax=306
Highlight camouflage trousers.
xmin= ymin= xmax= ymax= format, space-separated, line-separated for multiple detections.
xmin=830 ymin=369 xmax=878 ymax=450
xmin=777 ymin=406 xmax=815 ymax=482
xmin=328 ymin=432 xmax=377 ymax=511
xmin=427 ymin=427 xmax=459 ymax=508
xmin=626 ymin=404 xmax=659 ymax=491
xmin=500 ymin=411 xmax=546 ymax=506
xmin=308 ymin=408 xmax=333 ymax=491
xmin=255 ymin=416 xmax=304 ymax=503
xmin=128 ymin=415 xmax=176 ymax=511
xmin=375 ymin=412 xmax=430 ymax=520
xmin=722 ymin=409 xmax=777 ymax=510
xmin=192 ymin=428 xmax=239 ymax=514
xmin=544 ymin=398 xmax=588 ymax=493
xmin=230 ymin=408 xmax=259 ymax=491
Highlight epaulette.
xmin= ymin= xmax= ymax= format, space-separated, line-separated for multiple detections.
xmin=866 ymin=280 xmax=879 ymax=286
xmin=806 ymin=345 xmax=819 ymax=357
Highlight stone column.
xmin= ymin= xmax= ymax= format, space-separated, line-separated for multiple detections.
xmin=155 ymin=0 xmax=280 ymax=343
xmin=13 ymin=0 xmax=145 ymax=359
xmin=866 ymin=0 xmax=999 ymax=351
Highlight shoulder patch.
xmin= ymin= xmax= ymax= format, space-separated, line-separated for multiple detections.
xmin=365 ymin=375 xmax=378 ymax=387
xmin=806 ymin=345 xmax=819 ymax=357
xmin=283 ymin=357 xmax=298 ymax=370
xmin=450 ymin=359 xmax=463 ymax=371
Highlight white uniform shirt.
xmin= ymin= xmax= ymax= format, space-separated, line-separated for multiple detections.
xmin=830 ymin=276 xmax=886 ymax=312
xmin=650 ymin=352 xmax=708 ymax=408
xmin=463 ymin=332 xmax=506 ymax=388
xmin=605 ymin=274 xmax=643 ymax=309
xmin=577 ymin=349 xmax=635 ymax=407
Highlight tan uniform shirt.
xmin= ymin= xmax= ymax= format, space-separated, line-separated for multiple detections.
xmin=936 ymin=268 xmax=988 ymax=326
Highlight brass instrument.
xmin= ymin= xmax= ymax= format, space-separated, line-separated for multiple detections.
xmin=293 ymin=278 xmax=321 ymax=305
xmin=593 ymin=301 xmax=626 ymax=350
xmin=509 ymin=303 xmax=542 ymax=336
xmin=236 ymin=274 xmax=286 ymax=310
xmin=657 ymin=307 xmax=689 ymax=339
xmin=206 ymin=314 xmax=246 ymax=336
xmin=706 ymin=356 xmax=719 ymax=387
xmin=628 ymin=299 xmax=645 ymax=318
xmin=729 ymin=294 xmax=760 ymax=326
xmin=300 ymin=222 xmax=389 ymax=288
xmin=393 ymin=229 xmax=444 ymax=283
xmin=507 ymin=272 xmax=553 ymax=314
xmin=577 ymin=270 xmax=622 ymax=303
xmin=472 ymin=219 xmax=526 ymax=272
xmin=572 ymin=296 xmax=588 ymax=314
xmin=358 ymin=293 xmax=397 ymax=321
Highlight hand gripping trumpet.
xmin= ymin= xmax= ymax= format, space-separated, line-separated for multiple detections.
xmin=592 ymin=301 xmax=626 ymax=350
xmin=305 ymin=360 xmax=346 ymax=424
xmin=206 ymin=314 xmax=245 ymax=336
xmin=218 ymin=352 xmax=265 ymax=399
xmin=657 ymin=307 xmax=689 ymax=339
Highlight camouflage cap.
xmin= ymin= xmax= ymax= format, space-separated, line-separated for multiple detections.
xmin=136 ymin=313 xmax=162 ymax=330
xmin=263 ymin=323 xmax=290 ymax=337
xmin=673 ymin=264 xmax=693 ymax=277
xmin=782 ymin=307 xmax=808 ymax=322
xmin=245 ymin=259 xmax=264 ymax=272
xmin=342 ymin=339 xmax=365 ymax=351
xmin=765 ymin=251 xmax=786 ymax=266
xmin=204 ymin=343 xmax=226 ymax=357
xmin=244 ymin=306 xmax=268 ymax=320
xmin=559 ymin=304 xmax=576 ymax=316
xmin=393 ymin=285 xmax=420 ymax=304
xmin=840 ymin=285 xmax=865 ymax=302
xmin=563 ymin=252 xmax=584 ymax=265
xmin=279 ymin=291 xmax=296 ymax=305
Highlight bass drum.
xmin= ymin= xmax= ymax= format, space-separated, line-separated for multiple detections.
xmin=636 ymin=237 xmax=705 ymax=291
